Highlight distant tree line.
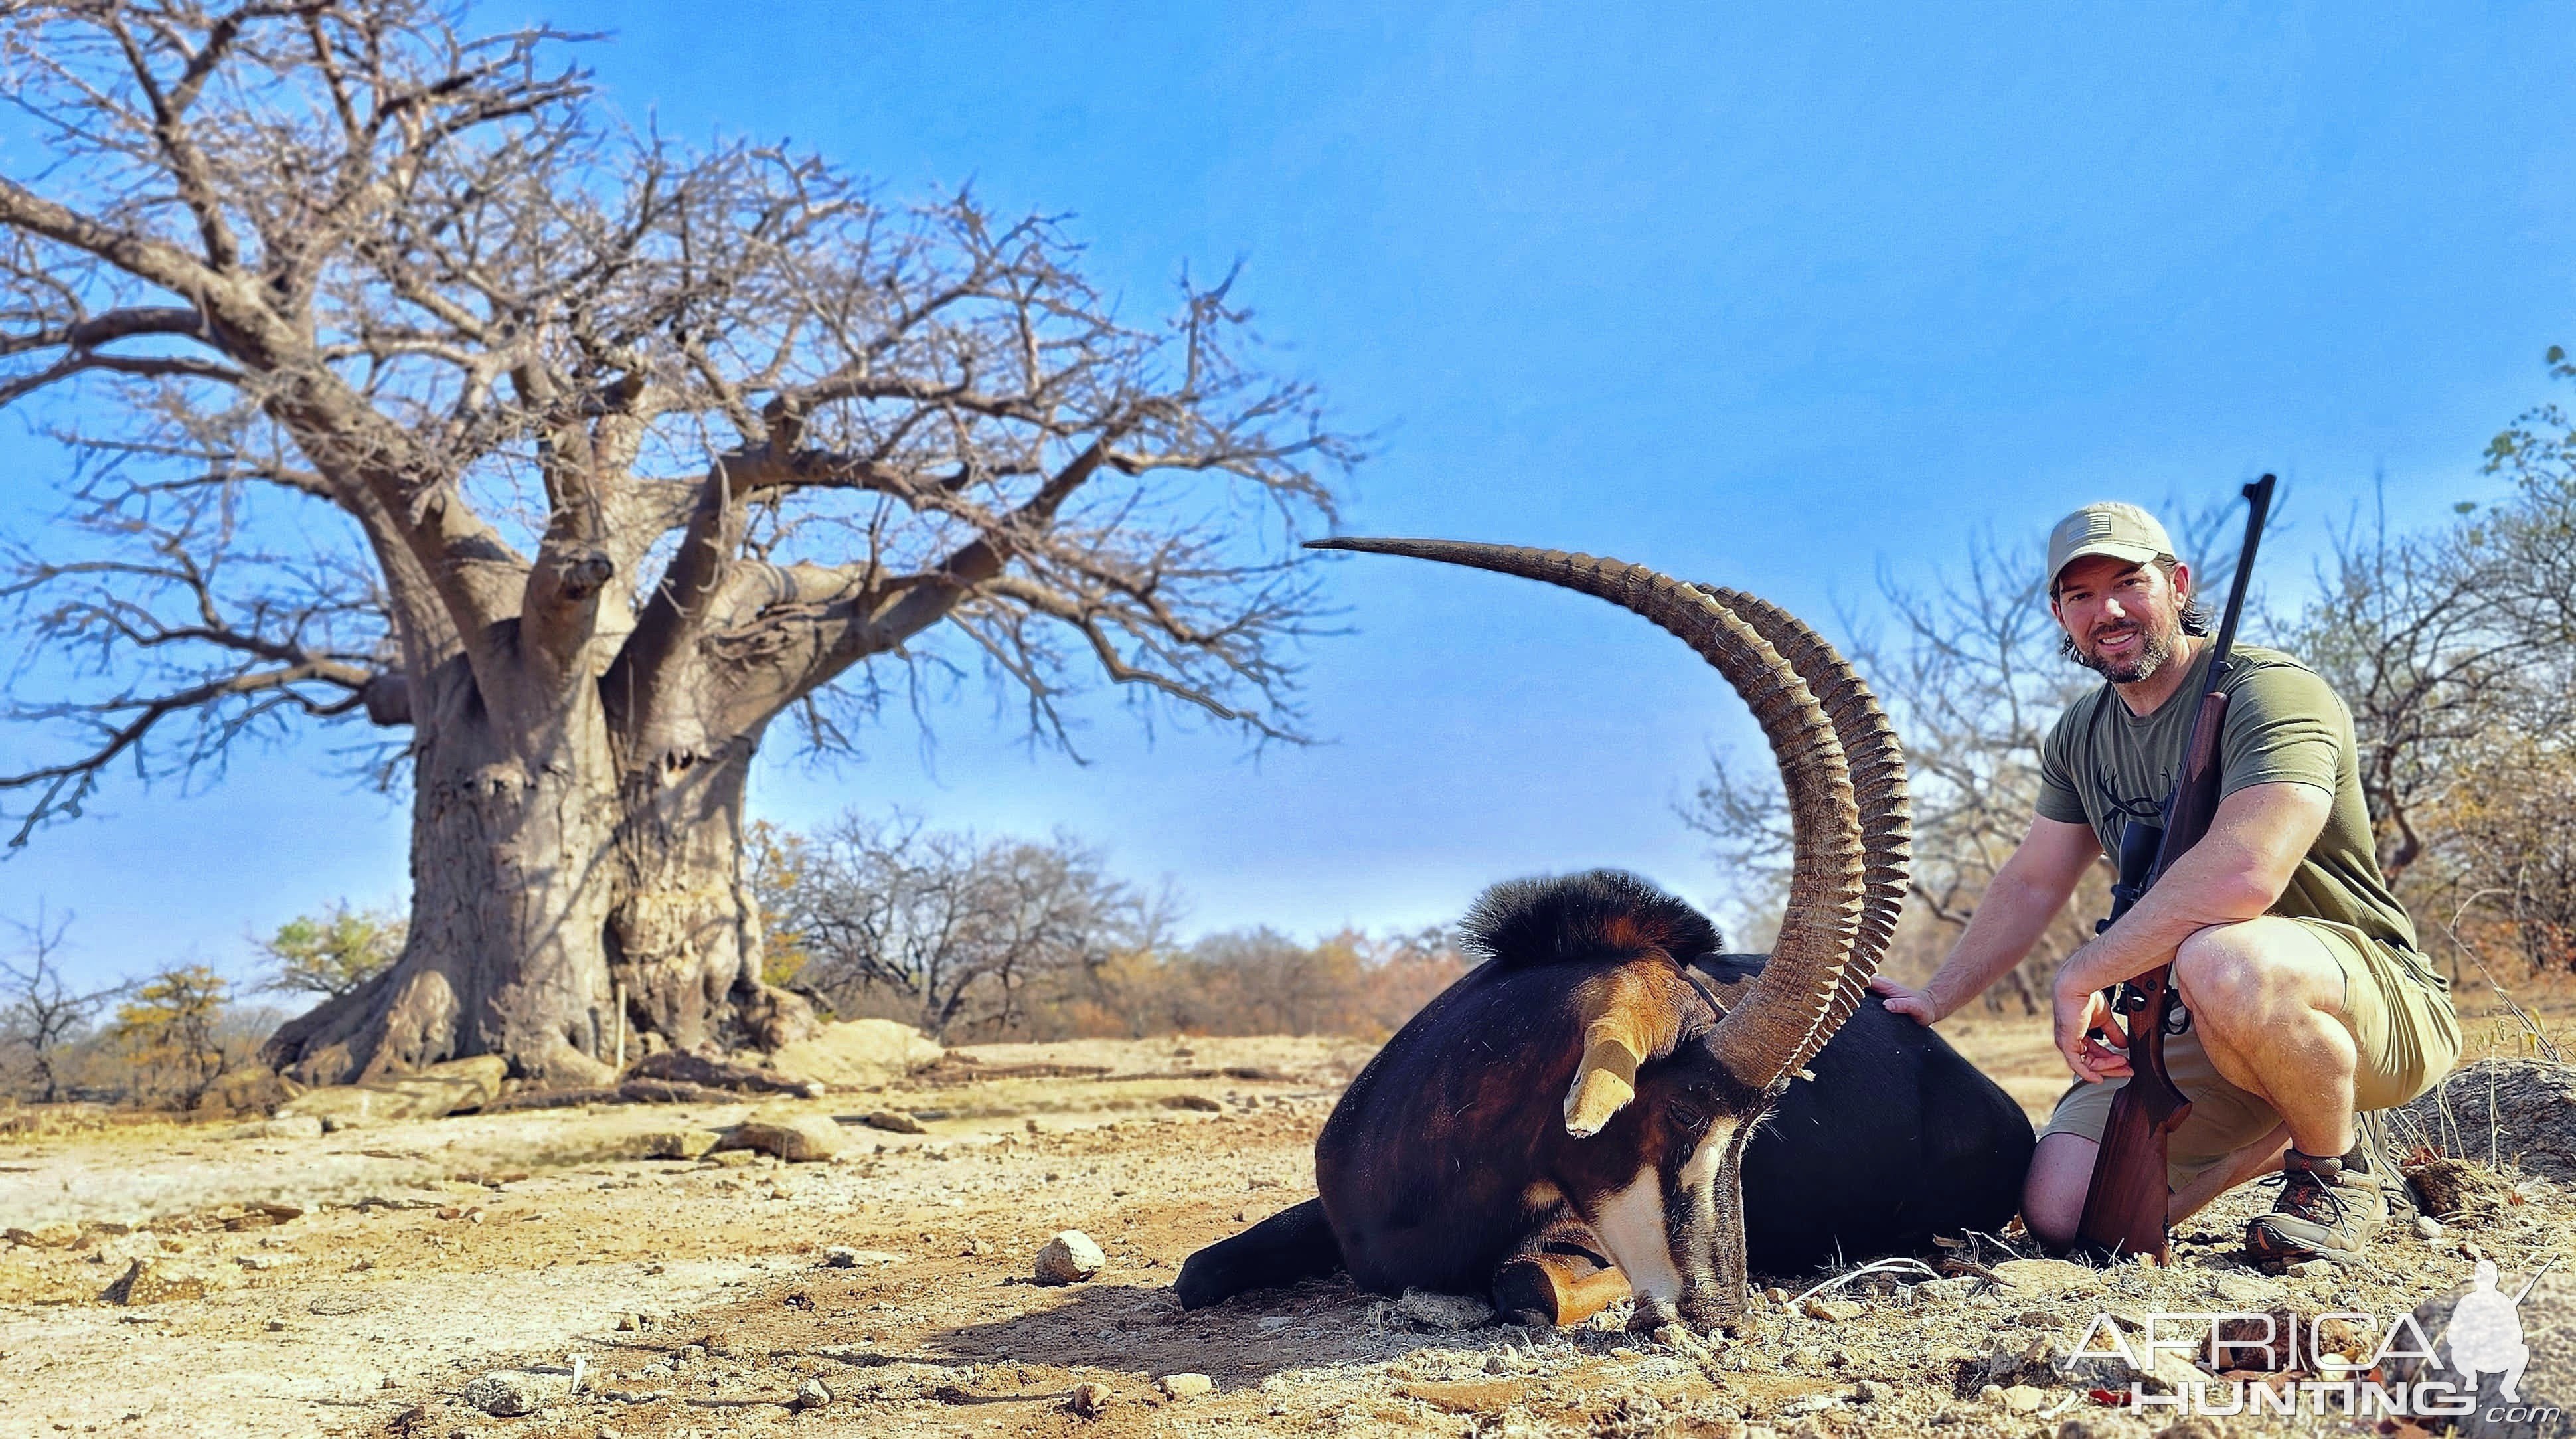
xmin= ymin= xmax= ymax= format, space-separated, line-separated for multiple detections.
xmin=749 ymin=815 xmax=1466 ymax=1043
xmin=1686 ymin=357 xmax=2576 ymax=1007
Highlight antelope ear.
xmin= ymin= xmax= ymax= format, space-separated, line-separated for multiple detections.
xmin=1561 ymin=966 xmax=1688 ymax=1138
xmin=1563 ymin=1028 xmax=1642 ymax=1138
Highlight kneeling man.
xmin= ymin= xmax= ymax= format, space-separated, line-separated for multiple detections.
xmin=1872 ymin=501 xmax=2459 ymax=1262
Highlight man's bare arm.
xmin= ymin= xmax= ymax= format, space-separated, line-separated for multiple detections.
xmin=2050 ymin=780 xmax=2332 ymax=1079
xmin=1874 ymin=815 xmax=2099 ymax=1024
xmin=2056 ymin=781 xmax=2328 ymax=995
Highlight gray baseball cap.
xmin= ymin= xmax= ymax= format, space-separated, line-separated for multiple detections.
xmin=2046 ymin=501 xmax=2176 ymax=590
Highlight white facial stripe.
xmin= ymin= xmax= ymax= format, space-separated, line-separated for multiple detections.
xmin=1679 ymin=1119 xmax=1737 ymax=1191
xmin=1591 ymin=1167 xmax=1682 ymax=1305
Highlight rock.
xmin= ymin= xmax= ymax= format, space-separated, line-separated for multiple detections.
xmin=2378 ymin=1265 xmax=2573 ymax=1437
xmin=1396 ymin=1288 xmax=1497 ymax=1331
xmin=769 ymin=1019 xmax=943 ymax=1090
xmin=2000 ymin=1383 xmax=2047 ymax=1413
xmin=2290 ymin=1257 xmax=2335 ymax=1278
xmin=822 ymin=1246 xmax=906 ymax=1268
xmin=1162 ymin=1094 xmax=1222 ymax=1112
xmin=720 ymin=1109 xmax=845 ymax=1163
xmin=1159 ymin=1373 xmax=1214 ymax=1399
xmin=861 ymin=1110 xmax=927 ymax=1135
xmin=626 ymin=1049 xmax=822 ymax=1098
xmin=2416 ymin=1214 xmax=2447 ymax=1239
xmin=1033 ymin=1230 xmax=1107 ymax=1284
xmin=1995 ymin=1335 xmax=2205 ymax=1398
xmin=6 ymin=1221 xmax=79 ymax=1248
xmin=461 ymin=1373 xmax=531 ymax=1417
xmin=1801 ymin=1296 xmax=1864 ymax=1322
xmin=199 ymin=1066 xmax=298 ymax=1116
xmin=1994 ymin=1258 xmax=2102 ymax=1298
xmin=100 ymin=1258 xmax=208 ymax=1305
xmin=1070 ymin=1381 xmax=1112 ymax=1418
xmin=222 ymin=1116 xmax=326 ymax=1141
xmin=792 ymin=1378 xmax=831 ymax=1410
xmin=2401 ymin=1058 xmax=2576 ymax=1183
xmin=635 ymin=1128 xmax=722 ymax=1161
xmin=276 ymin=1055 xmax=509 ymax=1128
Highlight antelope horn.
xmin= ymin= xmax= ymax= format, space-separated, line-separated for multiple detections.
xmin=1685 ymin=583 xmax=1912 ymax=1076
xmin=1308 ymin=537 xmax=1869 ymax=1090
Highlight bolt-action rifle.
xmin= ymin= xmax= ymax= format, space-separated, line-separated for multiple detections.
xmin=2074 ymin=474 xmax=2276 ymax=1263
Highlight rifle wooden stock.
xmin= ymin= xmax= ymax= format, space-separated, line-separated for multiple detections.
xmin=2071 ymin=692 xmax=2228 ymax=1260
xmin=2074 ymin=474 xmax=2274 ymax=1263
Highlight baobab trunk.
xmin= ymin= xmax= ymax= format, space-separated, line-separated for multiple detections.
xmin=608 ymin=734 xmax=814 ymax=1060
xmin=263 ymin=660 xmax=811 ymax=1086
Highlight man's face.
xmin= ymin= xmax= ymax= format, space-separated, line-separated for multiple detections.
xmin=2049 ymin=554 xmax=2192 ymax=685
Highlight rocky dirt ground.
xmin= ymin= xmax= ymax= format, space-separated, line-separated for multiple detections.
xmin=3 ymin=1019 xmax=2572 ymax=1439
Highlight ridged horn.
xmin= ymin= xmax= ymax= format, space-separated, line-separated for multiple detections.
xmin=1308 ymin=537 xmax=1865 ymax=1089
xmin=1686 ymin=583 xmax=1912 ymax=1076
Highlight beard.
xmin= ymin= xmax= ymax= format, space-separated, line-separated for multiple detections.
xmin=2068 ymin=611 xmax=2181 ymax=685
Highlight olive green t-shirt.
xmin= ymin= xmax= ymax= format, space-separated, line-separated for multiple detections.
xmin=2034 ymin=643 xmax=2434 ymax=981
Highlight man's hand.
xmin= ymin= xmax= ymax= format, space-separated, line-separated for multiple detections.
xmin=2053 ymin=968 xmax=2133 ymax=1082
xmin=1869 ymin=974 xmax=1941 ymax=1026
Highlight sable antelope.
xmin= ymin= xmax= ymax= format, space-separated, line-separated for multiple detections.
xmin=1174 ymin=541 xmax=2032 ymax=1334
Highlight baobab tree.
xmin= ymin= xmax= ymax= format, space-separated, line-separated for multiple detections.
xmin=0 ymin=2 xmax=1350 ymax=1085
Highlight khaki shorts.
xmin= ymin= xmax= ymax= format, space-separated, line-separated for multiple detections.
xmin=2038 ymin=918 xmax=2461 ymax=1190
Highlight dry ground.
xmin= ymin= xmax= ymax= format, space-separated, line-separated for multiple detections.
xmin=3 ymin=999 xmax=2571 ymax=1439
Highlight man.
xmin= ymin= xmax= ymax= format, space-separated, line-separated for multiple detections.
xmin=1870 ymin=501 xmax=2460 ymax=1262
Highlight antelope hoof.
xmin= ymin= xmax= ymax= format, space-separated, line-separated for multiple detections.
xmin=1626 ymin=1294 xmax=1680 ymax=1333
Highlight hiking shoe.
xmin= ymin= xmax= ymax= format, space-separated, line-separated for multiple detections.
xmin=2245 ymin=1145 xmax=2388 ymax=1262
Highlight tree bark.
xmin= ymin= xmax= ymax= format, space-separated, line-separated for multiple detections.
xmin=263 ymin=653 xmax=811 ymax=1086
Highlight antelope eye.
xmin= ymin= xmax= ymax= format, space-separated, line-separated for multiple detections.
xmin=1670 ymin=1101 xmax=1706 ymax=1131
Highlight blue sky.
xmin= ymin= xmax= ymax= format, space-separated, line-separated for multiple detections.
xmin=6 ymin=2 xmax=2572 ymax=987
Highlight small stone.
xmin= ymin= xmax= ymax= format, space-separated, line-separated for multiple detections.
xmin=2290 ymin=1257 xmax=2336 ymax=1278
xmin=6 ymin=1221 xmax=80 ymax=1248
xmin=791 ymin=1378 xmax=831 ymax=1410
xmin=863 ymin=1110 xmax=927 ymax=1135
xmin=462 ymin=1373 xmax=530 ymax=1417
xmin=100 ymin=1258 xmax=206 ymax=1306
xmin=1034 ymin=1230 xmax=1107 ymax=1284
xmin=821 ymin=1246 xmax=904 ymax=1268
xmin=1070 ymin=1381 xmax=1112 ymax=1418
xmin=2000 ymin=1384 xmax=2047 ymax=1414
xmin=1851 ymin=1379 xmax=1884 ymax=1404
xmin=1396 ymin=1288 xmax=1497 ymax=1330
xmin=722 ymin=1110 xmax=845 ymax=1163
xmin=641 ymin=1128 xmax=722 ymax=1161
xmin=2413 ymin=1214 xmax=2444 ymax=1239
xmin=1159 ymin=1373 xmax=1214 ymax=1399
xmin=1801 ymin=1296 xmax=1863 ymax=1322
xmin=1764 ymin=1286 xmax=1793 ymax=1305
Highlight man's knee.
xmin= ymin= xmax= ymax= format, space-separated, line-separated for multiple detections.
xmin=2022 ymin=1133 xmax=2096 ymax=1250
xmin=2174 ymin=924 xmax=2272 ymax=1015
